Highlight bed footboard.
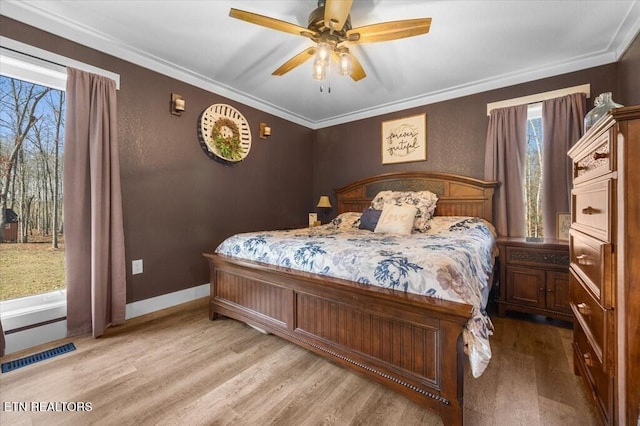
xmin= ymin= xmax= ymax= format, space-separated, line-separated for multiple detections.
xmin=204 ymin=253 xmax=472 ymax=425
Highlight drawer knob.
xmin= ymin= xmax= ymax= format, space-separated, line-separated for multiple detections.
xmin=574 ymin=164 xmax=587 ymax=172
xmin=576 ymin=254 xmax=589 ymax=265
xmin=593 ymin=152 xmax=609 ymax=160
xmin=583 ymin=353 xmax=594 ymax=367
xmin=581 ymin=206 xmax=599 ymax=215
xmin=577 ymin=302 xmax=590 ymax=316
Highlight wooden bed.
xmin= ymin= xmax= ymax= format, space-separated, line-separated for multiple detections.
xmin=204 ymin=172 xmax=498 ymax=425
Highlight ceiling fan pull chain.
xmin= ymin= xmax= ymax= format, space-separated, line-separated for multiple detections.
xmin=319 ymin=83 xmax=332 ymax=94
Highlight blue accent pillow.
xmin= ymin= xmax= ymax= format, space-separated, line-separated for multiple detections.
xmin=359 ymin=208 xmax=382 ymax=231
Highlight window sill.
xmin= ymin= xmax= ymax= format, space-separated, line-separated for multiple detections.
xmin=0 ymin=290 xmax=66 ymax=333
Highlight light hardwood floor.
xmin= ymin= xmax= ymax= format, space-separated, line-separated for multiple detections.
xmin=0 ymin=298 xmax=598 ymax=425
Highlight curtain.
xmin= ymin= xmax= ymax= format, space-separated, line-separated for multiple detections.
xmin=0 ymin=320 xmax=4 ymax=357
xmin=484 ymin=105 xmax=528 ymax=237
xmin=542 ymin=93 xmax=586 ymax=239
xmin=64 ymin=68 xmax=126 ymax=337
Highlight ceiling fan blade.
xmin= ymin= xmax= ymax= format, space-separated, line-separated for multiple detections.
xmin=347 ymin=18 xmax=432 ymax=43
xmin=230 ymin=8 xmax=317 ymax=39
xmin=272 ymin=47 xmax=317 ymax=76
xmin=348 ymin=53 xmax=366 ymax=81
xmin=324 ymin=0 xmax=353 ymax=32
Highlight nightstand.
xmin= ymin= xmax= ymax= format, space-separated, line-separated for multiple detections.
xmin=497 ymin=237 xmax=571 ymax=321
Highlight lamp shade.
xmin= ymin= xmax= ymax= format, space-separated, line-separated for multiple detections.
xmin=316 ymin=195 xmax=332 ymax=208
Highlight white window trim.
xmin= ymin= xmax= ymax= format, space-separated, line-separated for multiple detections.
xmin=487 ymin=84 xmax=590 ymax=116
xmin=0 ymin=44 xmax=70 ymax=340
xmin=528 ymin=102 xmax=542 ymax=119
xmin=1 ymin=36 xmax=120 ymax=89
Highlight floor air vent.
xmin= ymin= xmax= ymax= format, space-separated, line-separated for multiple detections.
xmin=1 ymin=342 xmax=76 ymax=373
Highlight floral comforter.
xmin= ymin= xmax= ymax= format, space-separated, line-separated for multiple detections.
xmin=215 ymin=216 xmax=497 ymax=377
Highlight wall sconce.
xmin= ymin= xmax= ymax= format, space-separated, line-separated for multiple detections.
xmin=171 ymin=93 xmax=185 ymax=116
xmin=316 ymin=195 xmax=332 ymax=224
xmin=259 ymin=122 xmax=271 ymax=139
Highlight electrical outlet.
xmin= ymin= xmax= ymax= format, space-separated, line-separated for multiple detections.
xmin=132 ymin=259 xmax=143 ymax=275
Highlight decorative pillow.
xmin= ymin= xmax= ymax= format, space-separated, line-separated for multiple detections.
xmin=370 ymin=190 xmax=438 ymax=232
xmin=358 ymin=208 xmax=382 ymax=231
xmin=374 ymin=204 xmax=418 ymax=235
xmin=330 ymin=212 xmax=362 ymax=230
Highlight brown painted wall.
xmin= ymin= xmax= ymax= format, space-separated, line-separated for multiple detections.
xmin=618 ymin=33 xmax=640 ymax=106
xmin=0 ymin=17 xmax=314 ymax=302
xmin=313 ymin=33 xmax=640 ymax=211
xmin=312 ymin=64 xmax=620 ymax=212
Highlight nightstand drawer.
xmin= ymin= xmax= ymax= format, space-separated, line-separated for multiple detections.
xmin=573 ymin=131 xmax=613 ymax=183
xmin=570 ymin=271 xmax=607 ymax=366
xmin=503 ymin=246 xmax=569 ymax=269
xmin=569 ymin=229 xmax=613 ymax=307
xmin=572 ymin=179 xmax=612 ymax=242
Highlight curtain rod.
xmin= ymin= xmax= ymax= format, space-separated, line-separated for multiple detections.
xmin=486 ymin=84 xmax=590 ymax=116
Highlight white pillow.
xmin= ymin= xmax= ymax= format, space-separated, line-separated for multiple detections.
xmin=370 ymin=190 xmax=439 ymax=232
xmin=374 ymin=204 xmax=418 ymax=235
xmin=330 ymin=212 xmax=362 ymax=230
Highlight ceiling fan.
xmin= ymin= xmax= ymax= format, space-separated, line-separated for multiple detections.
xmin=229 ymin=0 xmax=432 ymax=82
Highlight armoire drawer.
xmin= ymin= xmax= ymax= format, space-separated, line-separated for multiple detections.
xmin=569 ymin=229 xmax=613 ymax=307
xmin=570 ymin=272 xmax=607 ymax=366
xmin=573 ymin=322 xmax=613 ymax=424
xmin=572 ymin=179 xmax=612 ymax=242
xmin=573 ymin=131 xmax=613 ymax=183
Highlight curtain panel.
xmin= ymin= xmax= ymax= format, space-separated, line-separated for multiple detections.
xmin=64 ymin=68 xmax=126 ymax=337
xmin=484 ymin=105 xmax=528 ymax=237
xmin=0 ymin=315 xmax=4 ymax=357
xmin=541 ymin=93 xmax=586 ymax=239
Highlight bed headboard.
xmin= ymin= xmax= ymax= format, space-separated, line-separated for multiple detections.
xmin=335 ymin=172 xmax=499 ymax=223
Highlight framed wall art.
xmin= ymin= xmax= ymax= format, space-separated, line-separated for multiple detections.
xmin=556 ymin=212 xmax=571 ymax=241
xmin=381 ymin=113 xmax=427 ymax=165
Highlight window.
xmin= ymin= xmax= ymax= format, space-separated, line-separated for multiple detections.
xmin=1 ymin=40 xmax=120 ymax=354
xmin=0 ymin=69 xmax=66 ymax=303
xmin=0 ymin=49 xmax=67 ymax=352
xmin=525 ymin=102 xmax=543 ymax=239
xmin=487 ymin=84 xmax=589 ymax=238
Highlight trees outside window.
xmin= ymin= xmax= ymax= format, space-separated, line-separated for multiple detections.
xmin=525 ymin=103 xmax=543 ymax=240
xmin=0 ymin=75 xmax=65 ymax=301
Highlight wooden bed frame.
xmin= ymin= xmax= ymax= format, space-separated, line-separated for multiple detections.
xmin=204 ymin=172 xmax=498 ymax=425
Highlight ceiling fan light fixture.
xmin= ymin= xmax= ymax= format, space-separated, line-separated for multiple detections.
xmin=312 ymin=59 xmax=327 ymax=80
xmin=316 ymin=41 xmax=331 ymax=61
xmin=337 ymin=49 xmax=352 ymax=76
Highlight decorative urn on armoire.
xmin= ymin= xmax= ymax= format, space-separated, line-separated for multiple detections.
xmin=583 ymin=92 xmax=623 ymax=131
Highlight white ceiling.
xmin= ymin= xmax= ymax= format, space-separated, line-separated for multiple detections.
xmin=2 ymin=0 xmax=639 ymax=129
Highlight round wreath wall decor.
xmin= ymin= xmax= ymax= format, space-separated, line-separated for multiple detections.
xmin=198 ymin=104 xmax=251 ymax=163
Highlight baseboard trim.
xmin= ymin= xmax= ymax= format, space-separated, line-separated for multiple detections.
xmin=125 ymin=284 xmax=210 ymax=319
